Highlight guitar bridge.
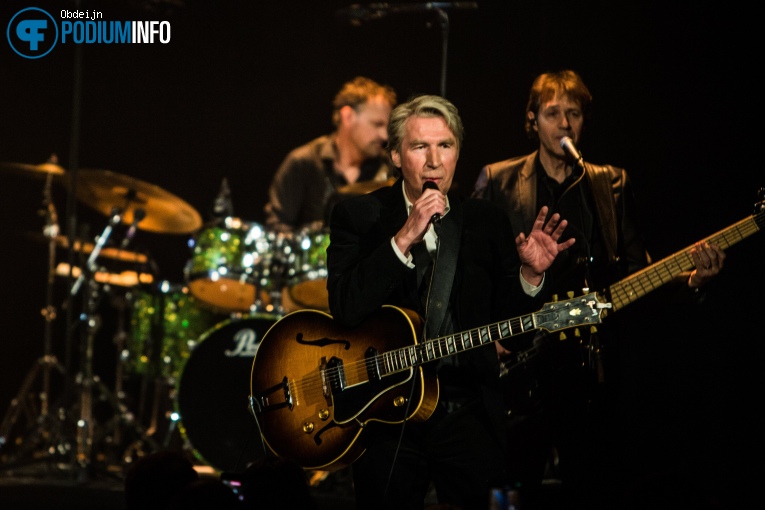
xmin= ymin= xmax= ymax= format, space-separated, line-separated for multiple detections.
xmin=250 ymin=376 xmax=292 ymax=414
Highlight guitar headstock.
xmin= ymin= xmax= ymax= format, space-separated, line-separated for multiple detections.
xmin=535 ymin=291 xmax=611 ymax=333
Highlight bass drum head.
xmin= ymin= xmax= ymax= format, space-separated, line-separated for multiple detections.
xmin=176 ymin=314 xmax=280 ymax=472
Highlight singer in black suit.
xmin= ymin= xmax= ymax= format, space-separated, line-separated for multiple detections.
xmin=326 ymin=94 xmax=575 ymax=510
xmin=472 ymin=69 xmax=726 ymax=508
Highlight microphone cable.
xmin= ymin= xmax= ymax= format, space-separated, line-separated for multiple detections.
xmin=382 ymin=224 xmax=442 ymax=503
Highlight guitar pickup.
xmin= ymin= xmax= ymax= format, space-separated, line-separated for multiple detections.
xmin=323 ymin=357 xmax=346 ymax=397
xmin=250 ymin=376 xmax=292 ymax=414
xmin=365 ymin=347 xmax=382 ymax=382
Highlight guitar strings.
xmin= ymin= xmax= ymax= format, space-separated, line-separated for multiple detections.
xmin=284 ymin=320 xmax=526 ymax=401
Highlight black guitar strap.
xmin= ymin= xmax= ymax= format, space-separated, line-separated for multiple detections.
xmin=422 ymin=195 xmax=462 ymax=338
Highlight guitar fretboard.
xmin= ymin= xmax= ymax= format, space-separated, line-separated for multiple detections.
xmin=609 ymin=207 xmax=764 ymax=312
xmin=380 ymin=315 xmax=532 ymax=373
xmin=378 ymin=293 xmax=601 ymax=374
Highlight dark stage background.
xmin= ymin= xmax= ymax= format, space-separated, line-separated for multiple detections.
xmin=1 ymin=1 xmax=762 ymax=508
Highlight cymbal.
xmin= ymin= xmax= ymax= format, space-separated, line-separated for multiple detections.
xmin=60 ymin=169 xmax=202 ymax=234
xmin=1 ymin=161 xmax=66 ymax=177
xmin=336 ymin=177 xmax=395 ymax=196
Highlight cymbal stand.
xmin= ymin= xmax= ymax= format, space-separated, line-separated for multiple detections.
xmin=104 ymin=292 xmax=158 ymax=466
xmin=70 ymin=210 xmax=158 ymax=475
xmin=70 ymin=208 xmax=121 ymax=474
xmin=0 ymin=173 xmax=69 ymax=470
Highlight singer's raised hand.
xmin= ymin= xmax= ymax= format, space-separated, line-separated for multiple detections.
xmin=515 ymin=206 xmax=575 ymax=284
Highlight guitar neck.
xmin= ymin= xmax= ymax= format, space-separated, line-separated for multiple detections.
xmin=608 ymin=208 xmax=764 ymax=312
xmin=380 ymin=293 xmax=602 ymax=373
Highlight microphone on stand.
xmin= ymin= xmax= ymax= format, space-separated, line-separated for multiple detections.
xmin=119 ymin=208 xmax=146 ymax=250
xmin=560 ymin=136 xmax=584 ymax=167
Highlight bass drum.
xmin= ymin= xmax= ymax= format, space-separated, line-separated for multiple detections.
xmin=176 ymin=314 xmax=280 ymax=473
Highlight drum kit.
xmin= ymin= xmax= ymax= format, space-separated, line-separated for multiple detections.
xmin=0 ymin=158 xmax=353 ymax=475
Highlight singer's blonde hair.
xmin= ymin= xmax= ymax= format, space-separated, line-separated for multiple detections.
xmin=387 ymin=94 xmax=464 ymax=156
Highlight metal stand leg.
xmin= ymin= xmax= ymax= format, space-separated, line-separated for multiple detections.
xmin=0 ymin=173 xmax=72 ymax=473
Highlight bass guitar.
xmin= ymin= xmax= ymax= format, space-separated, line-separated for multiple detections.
xmin=499 ymin=189 xmax=765 ymax=378
xmin=602 ymin=191 xmax=764 ymax=313
xmin=249 ymin=293 xmax=609 ymax=471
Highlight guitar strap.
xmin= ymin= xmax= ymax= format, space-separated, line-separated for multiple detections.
xmin=423 ymin=194 xmax=463 ymax=338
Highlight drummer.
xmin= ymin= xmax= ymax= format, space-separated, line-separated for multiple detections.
xmin=263 ymin=76 xmax=397 ymax=233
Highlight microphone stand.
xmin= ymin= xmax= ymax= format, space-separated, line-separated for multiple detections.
xmin=436 ymin=8 xmax=449 ymax=97
xmin=337 ymin=2 xmax=479 ymax=97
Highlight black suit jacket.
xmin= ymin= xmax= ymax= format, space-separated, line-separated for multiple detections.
xmin=326 ymin=178 xmax=546 ymax=418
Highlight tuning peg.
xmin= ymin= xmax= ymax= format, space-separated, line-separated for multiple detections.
xmin=567 ymin=291 xmax=574 ymax=298
xmin=590 ymin=325 xmax=599 ymax=334
xmin=552 ymin=294 xmax=558 ymax=302
xmin=559 ymin=331 xmax=567 ymax=341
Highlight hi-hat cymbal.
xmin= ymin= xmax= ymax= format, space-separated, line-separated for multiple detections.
xmin=1 ymin=161 xmax=66 ymax=177
xmin=336 ymin=177 xmax=395 ymax=196
xmin=60 ymin=169 xmax=202 ymax=234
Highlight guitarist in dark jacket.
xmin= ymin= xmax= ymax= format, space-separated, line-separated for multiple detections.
xmin=326 ymin=94 xmax=575 ymax=510
xmin=472 ymin=69 xmax=726 ymax=508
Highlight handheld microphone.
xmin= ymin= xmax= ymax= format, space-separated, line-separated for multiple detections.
xmin=120 ymin=208 xmax=146 ymax=250
xmin=421 ymin=181 xmax=442 ymax=225
xmin=560 ymin=136 xmax=584 ymax=166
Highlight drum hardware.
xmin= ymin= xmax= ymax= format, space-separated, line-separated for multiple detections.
xmin=56 ymin=168 xmax=203 ymax=235
xmin=125 ymin=282 xmax=224 ymax=452
xmin=62 ymin=207 xmax=160 ymax=471
xmin=56 ymin=262 xmax=154 ymax=287
xmin=0 ymin=161 xmax=158 ymax=474
xmin=69 ymin=207 xmax=125 ymax=297
xmin=24 ymin=231 xmax=150 ymax=264
xmin=0 ymin=171 xmax=69 ymax=468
